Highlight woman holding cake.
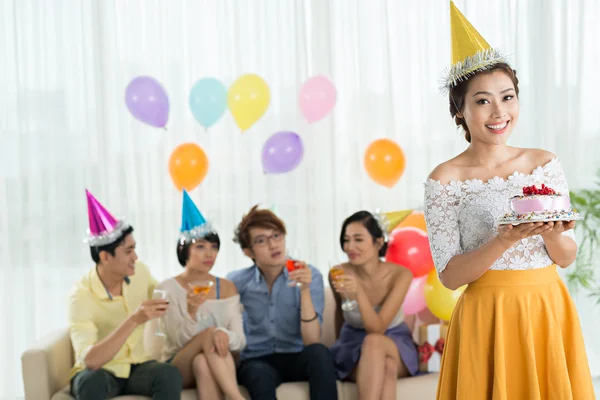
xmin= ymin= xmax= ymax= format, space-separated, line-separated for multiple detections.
xmin=423 ymin=2 xmax=594 ymax=399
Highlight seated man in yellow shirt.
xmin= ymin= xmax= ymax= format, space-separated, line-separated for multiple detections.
xmin=68 ymin=190 xmax=183 ymax=400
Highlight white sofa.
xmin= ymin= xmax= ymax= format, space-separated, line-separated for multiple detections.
xmin=22 ymin=287 xmax=439 ymax=399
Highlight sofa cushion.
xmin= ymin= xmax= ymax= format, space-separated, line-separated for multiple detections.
xmin=51 ymin=387 xmax=201 ymax=400
xmin=52 ymin=376 xmax=437 ymax=400
xmin=341 ymin=373 xmax=439 ymax=399
xmin=51 ymin=382 xmax=348 ymax=400
xmin=52 ymin=393 xmax=165 ymax=400
xmin=321 ymin=286 xmax=337 ymax=347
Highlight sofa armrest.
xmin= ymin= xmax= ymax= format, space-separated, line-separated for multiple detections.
xmin=21 ymin=328 xmax=73 ymax=400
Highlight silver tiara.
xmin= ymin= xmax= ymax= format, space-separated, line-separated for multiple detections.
xmin=84 ymin=219 xmax=131 ymax=247
xmin=372 ymin=209 xmax=389 ymax=240
xmin=440 ymin=48 xmax=509 ymax=94
xmin=178 ymin=222 xmax=217 ymax=245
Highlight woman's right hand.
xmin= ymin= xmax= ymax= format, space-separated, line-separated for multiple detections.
xmin=332 ymin=273 xmax=361 ymax=297
xmin=497 ymin=222 xmax=551 ymax=247
xmin=187 ymin=288 xmax=206 ymax=320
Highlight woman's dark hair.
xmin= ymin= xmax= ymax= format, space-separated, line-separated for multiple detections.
xmin=449 ymin=63 xmax=519 ymax=143
xmin=176 ymin=232 xmax=221 ymax=267
xmin=339 ymin=211 xmax=387 ymax=258
xmin=90 ymin=226 xmax=135 ymax=264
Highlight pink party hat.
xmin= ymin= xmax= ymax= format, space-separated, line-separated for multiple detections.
xmin=85 ymin=189 xmax=130 ymax=246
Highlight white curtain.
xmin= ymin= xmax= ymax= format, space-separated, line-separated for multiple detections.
xmin=1 ymin=0 xmax=599 ymax=397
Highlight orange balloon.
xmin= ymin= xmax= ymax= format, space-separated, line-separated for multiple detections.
xmin=168 ymin=143 xmax=209 ymax=191
xmin=398 ymin=211 xmax=427 ymax=232
xmin=364 ymin=139 xmax=406 ymax=188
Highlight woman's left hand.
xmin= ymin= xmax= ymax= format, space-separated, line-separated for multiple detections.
xmin=211 ymin=330 xmax=229 ymax=357
xmin=332 ymin=273 xmax=360 ymax=297
xmin=540 ymin=221 xmax=576 ymax=240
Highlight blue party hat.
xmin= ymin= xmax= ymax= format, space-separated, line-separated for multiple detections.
xmin=179 ymin=190 xmax=215 ymax=243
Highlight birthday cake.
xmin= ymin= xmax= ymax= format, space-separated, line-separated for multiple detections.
xmin=499 ymin=184 xmax=582 ymax=224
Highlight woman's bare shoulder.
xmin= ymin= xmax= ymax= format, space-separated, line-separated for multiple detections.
xmin=382 ymin=261 xmax=413 ymax=281
xmin=219 ymin=278 xmax=239 ymax=299
xmin=427 ymin=156 xmax=468 ymax=184
xmin=523 ymin=148 xmax=557 ymax=167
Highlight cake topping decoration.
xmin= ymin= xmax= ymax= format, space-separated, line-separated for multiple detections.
xmin=522 ymin=184 xmax=556 ymax=196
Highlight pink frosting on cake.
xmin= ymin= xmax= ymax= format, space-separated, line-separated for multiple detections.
xmin=511 ymin=195 xmax=571 ymax=215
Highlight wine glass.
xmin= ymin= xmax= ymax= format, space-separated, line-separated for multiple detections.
xmin=329 ymin=262 xmax=357 ymax=311
xmin=189 ymin=280 xmax=214 ymax=321
xmin=151 ymin=289 xmax=167 ymax=337
xmin=286 ymin=249 xmax=303 ymax=287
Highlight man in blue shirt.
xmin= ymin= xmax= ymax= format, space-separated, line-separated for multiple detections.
xmin=227 ymin=205 xmax=338 ymax=400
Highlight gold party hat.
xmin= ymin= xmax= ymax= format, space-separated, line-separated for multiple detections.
xmin=373 ymin=209 xmax=414 ymax=235
xmin=382 ymin=210 xmax=414 ymax=232
xmin=441 ymin=1 xmax=508 ymax=92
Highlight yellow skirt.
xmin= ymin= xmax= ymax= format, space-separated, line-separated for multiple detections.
xmin=437 ymin=265 xmax=595 ymax=400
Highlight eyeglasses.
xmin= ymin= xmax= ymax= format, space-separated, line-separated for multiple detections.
xmin=252 ymin=232 xmax=284 ymax=248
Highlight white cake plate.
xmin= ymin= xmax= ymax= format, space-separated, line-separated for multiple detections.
xmin=498 ymin=210 xmax=583 ymax=225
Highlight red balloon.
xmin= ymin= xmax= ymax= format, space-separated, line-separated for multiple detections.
xmin=385 ymin=227 xmax=434 ymax=277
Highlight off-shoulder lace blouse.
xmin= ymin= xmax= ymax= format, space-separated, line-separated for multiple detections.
xmin=423 ymin=158 xmax=575 ymax=273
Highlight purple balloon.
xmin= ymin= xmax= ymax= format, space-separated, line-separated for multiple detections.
xmin=125 ymin=76 xmax=169 ymax=128
xmin=262 ymin=131 xmax=304 ymax=174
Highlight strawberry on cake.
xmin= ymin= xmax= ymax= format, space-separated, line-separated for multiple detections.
xmin=511 ymin=184 xmax=570 ymax=215
xmin=499 ymin=184 xmax=582 ymax=224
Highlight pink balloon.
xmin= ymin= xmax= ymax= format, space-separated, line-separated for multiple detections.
xmin=298 ymin=75 xmax=337 ymax=122
xmin=402 ymin=276 xmax=427 ymax=315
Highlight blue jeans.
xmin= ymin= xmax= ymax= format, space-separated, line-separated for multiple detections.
xmin=237 ymin=343 xmax=338 ymax=400
xmin=71 ymin=360 xmax=182 ymax=400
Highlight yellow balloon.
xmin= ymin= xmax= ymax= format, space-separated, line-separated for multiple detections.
xmin=227 ymin=74 xmax=270 ymax=132
xmin=423 ymin=269 xmax=466 ymax=321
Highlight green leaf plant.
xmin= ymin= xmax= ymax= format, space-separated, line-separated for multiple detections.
xmin=567 ymin=169 xmax=600 ymax=304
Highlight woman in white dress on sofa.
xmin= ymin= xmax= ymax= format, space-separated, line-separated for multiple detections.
xmin=157 ymin=190 xmax=246 ymax=400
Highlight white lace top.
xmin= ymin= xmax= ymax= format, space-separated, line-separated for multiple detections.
xmin=423 ymin=158 xmax=576 ymax=273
